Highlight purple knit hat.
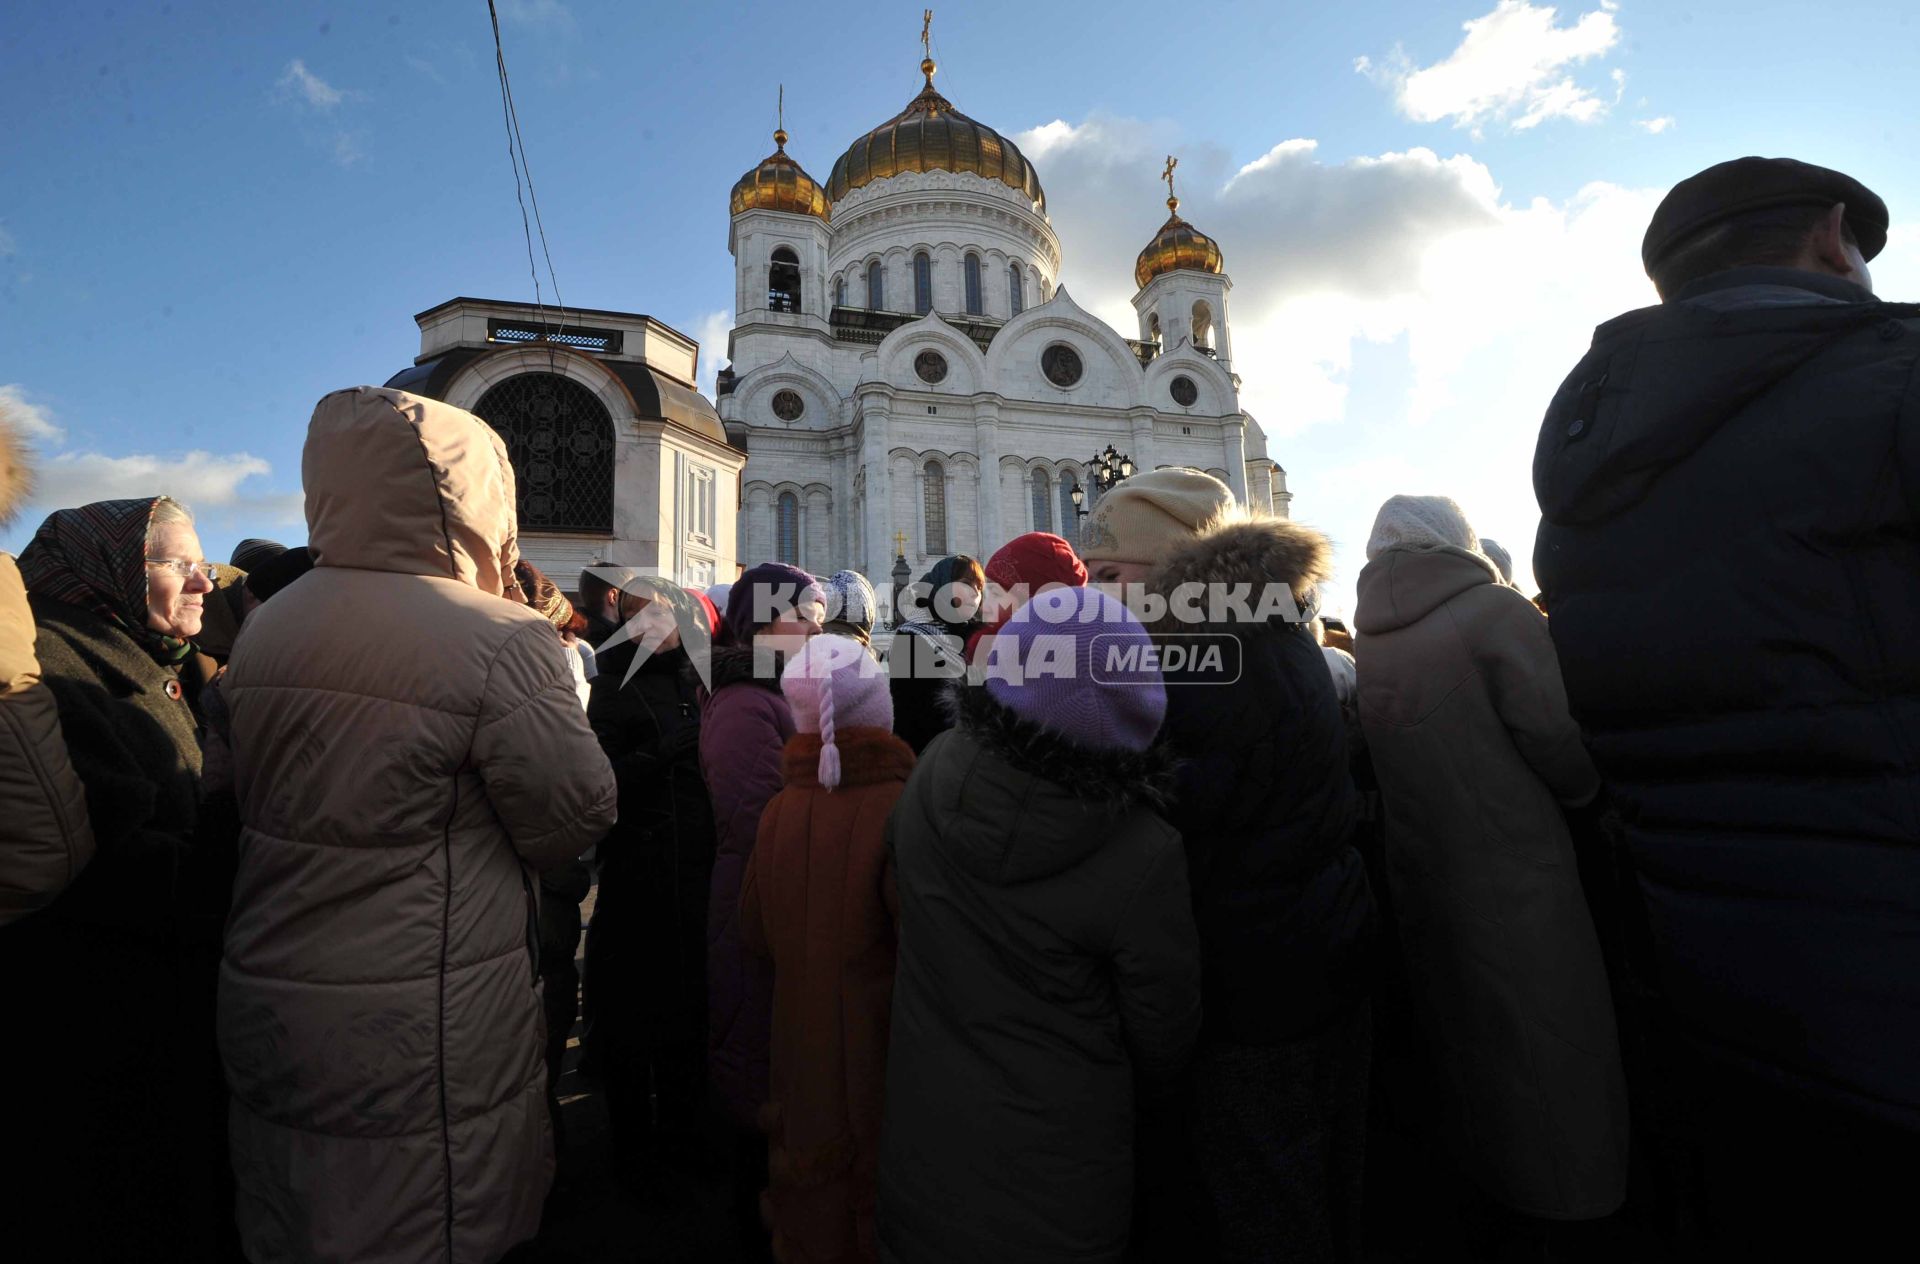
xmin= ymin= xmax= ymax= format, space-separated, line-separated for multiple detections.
xmin=781 ymin=635 xmax=892 ymax=789
xmin=982 ymin=586 xmax=1166 ymax=754
xmin=725 ymin=562 xmax=821 ymax=643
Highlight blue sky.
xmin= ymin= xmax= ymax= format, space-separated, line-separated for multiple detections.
xmin=5 ymin=0 xmax=1917 ymax=611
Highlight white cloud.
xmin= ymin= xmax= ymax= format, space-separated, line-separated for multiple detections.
xmin=330 ymin=132 xmax=365 ymax=168
xmin=33 ymin=450 xmax=276 ymax=515
xmin=1360 ymin=1 xmax=1622 ymax=133
xmin=275 ymin=59 xmax=351 ymax=111
xmin=691 ymin=309 xmax=731 ymax=397
xmin=0 ymin=384 xmax=63 ymax=444
xmin=1635 ymin=115 xmax=1676 ymax=134
xmin=1014 ymin=113 xmax=1663 ymax=612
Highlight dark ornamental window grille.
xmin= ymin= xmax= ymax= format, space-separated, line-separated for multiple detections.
xmin=914 ymin=350 xmax=948 ymax=384
xmin=771 ymin=389 xmax=805 ymax=422
xmin=914 ymin=252 xmax=933 ymax=315
xmin=1170 ymin=375 xmax=1198 ymax=406
xmin=923 ymin=460 xmax=948 ymax=556
xmin=1009 ymin=264 xmax=1024 ymax=316
xmin=776 ymin=492 xmax=800 ymax=565
xmin=964 ymin=254 xmax=983 ymax=316
xmin=486 ymin=318 xmax=624 ymax=354
xmin=472 ymin=372 xmax=615 ymax=533
xmin=1030 ymin=467 xmax=1052 ymax=533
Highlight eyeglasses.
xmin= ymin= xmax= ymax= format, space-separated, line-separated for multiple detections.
xmin=146 ymin=557 xmax=216 ymax=580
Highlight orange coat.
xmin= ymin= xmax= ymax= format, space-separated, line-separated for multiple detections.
xmin=741 ymin=727 xmax=915 ymax=1264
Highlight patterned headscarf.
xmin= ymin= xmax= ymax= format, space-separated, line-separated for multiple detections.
xmin=17 ymin=496 xmax=196 ymax=664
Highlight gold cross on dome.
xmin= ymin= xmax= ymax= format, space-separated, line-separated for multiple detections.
xmin=1162 ymin=155 xmax=1179 ymax=202
xmin=922 ymin=9 xmax=933 ymax=58
xmin=894 ymin=529 xmax=908 ymax=555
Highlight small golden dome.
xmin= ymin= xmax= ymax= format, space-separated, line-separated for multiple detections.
xmin=826 ymin=58 xmax=1045 ymax=212
xmin=1134 ymin=194 xmax=1224 ymax=289
xmin=730 ymin=128 xmax=831 ymax=221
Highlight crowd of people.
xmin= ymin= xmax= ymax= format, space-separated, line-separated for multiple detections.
xmin=1 ymin=153 xmax=1915 ymax=1264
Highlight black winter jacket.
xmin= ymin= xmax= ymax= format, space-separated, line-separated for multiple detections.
xmin=1145 ymin=518 xmax=1375 ymax=1045
xmin=878 ymin=687 xmax=1201 ymax=1264
xmin=1533 ymin=266 xmax=1920 ymax=1130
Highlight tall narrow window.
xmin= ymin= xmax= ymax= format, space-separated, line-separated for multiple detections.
xmin=834 ymin=277 xmax=846 ymax=308
xmin=769 ymin=247 xmax=801 ymax=313
xmin=1192 ymin=300 xmax=1214 ymax=352
xmin=964 ymin=253 xmax=982 ymax=315
xmin=913 ymin=252 xmax=932 ymax=315
xmin=1030 ymin=467 xmax=1052 ymax=533
xmin=1009 ymin=264 xmax=1024 ymax=316
xmin=776 ymin=492 xmax=800 ymax=565
xmin=1058 ymin=477 xmax=1079 ymax=549
xmin=1148 ymin=312 xmax=1162 ymax=347
xmin=923 ymin=460 xmax=947 ymax=556
xmin=866 ymin=260 xmax=883 ymax=310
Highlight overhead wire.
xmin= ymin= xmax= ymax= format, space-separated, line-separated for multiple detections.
xmin=486 ymin=0 xmax=567 ymax=369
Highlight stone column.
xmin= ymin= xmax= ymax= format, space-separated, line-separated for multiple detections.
xmin=973 ymin=399 xmax=1003 ymax=559
xmin=860 ymin=399 xmax=893 ymax=588
xmin=1128 ymin=407 xmax=1159 ymax=477
xmin=1222 ymin=415 xmax=1249 ymax=502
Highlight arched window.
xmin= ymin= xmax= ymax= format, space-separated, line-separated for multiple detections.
xmin=1030 ymin=467 xmax=1052 ymax=533
xmin=923 ymin=459 xmax=947 ymax=556
xmin=1009 ymin=264 xmax=1024 ymax=316
xmin=472 ymin=372 xmax=614 ymax=533
xmin=964 ymin=253 xmax=982 ymax=316
xmin=1192 ymin=300 xmax=1214 ymax=353
xmin=1058 ymin=476 xmax=1079 ymax=549
xmin=834 ymin=276 xmax=846 ymax=308
xmin=769 ymin=247 xmax=800 ymax=313
xmin=1148 ymin=311 xmax=1162 ymax=347
xmin=913 ymin=252 xmax=932 ymax=316
xmin=776 ymin=491 xmax=800 ymax=566
xmin=866 ymin=260 xmax=884 ymax=310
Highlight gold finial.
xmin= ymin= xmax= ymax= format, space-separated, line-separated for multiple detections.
xmin=1162 ymin=154 xmax=1179 ymax=214
xmin=920 ymin=9 xmax=936 ymax=84
xmin=774 ymin=84 xmax=787 ymax=149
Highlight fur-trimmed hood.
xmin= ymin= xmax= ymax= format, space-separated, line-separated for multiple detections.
xmin=706 ymin=641 xmax=785 ymax=697
xmin=910 ymin=685 xmax=1179 ymax=885
xmin=1142 ymin=516 xmax=1333 ymax=635
xmin=0 ymin=398 xmax=35 ymax=528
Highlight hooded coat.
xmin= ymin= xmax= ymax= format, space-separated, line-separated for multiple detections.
xmin=1143 ymin=518 xmax=1373 ymax=1044
xmin=741 ymin=727 xmax=916 ymax=1264
xmin=1533 ymin=267 xmax=1920 ymax=1130
xmin=889 ymin=556 xmax=983 ymax=754
xmin=1355 ymin=540 xmax=1626 ymax=1219
xmin=703 ymin=641 xmax=797 ymax=1129
xmin=878 ymin=688 xmax=1201 ymax=1264
xmin=0 ymin=411 xmax=92 ymax=924
xmin=218 ymin=387 xmax=617 ymax=1264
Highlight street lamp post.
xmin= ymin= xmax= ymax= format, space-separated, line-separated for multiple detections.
xmin=1072 ymin=446 xmax=1136 ymax=517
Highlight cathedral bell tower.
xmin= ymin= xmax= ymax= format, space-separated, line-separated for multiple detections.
xmin=1130 ymin=155 xmax=1232 ymax=365
xmin=727 ymin=91 xmax=832 ymax=333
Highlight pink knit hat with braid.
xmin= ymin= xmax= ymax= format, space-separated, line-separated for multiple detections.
xmin=780 ymin=634 xmax=892 ymax=789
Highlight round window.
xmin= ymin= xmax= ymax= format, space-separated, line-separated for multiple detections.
xmin=914 ymin=350 xmax=949 ymax=384
xmin=1170 ymin=375 xmax=1198 ymax=407
xmin=771 ymin=389 xmax=805 ymax=422
xmin=1042 ymin=343 xmax=1083 ymax=388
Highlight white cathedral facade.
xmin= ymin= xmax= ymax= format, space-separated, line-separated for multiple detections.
xmin=720 ymin=53 xmax=1289 ymax=587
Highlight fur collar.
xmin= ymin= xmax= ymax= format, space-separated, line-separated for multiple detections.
xmin=706 ymin=642 xmax=784 ymax=696
xmin=952 ymin=683 xmax=1177 ymax=811
xmin=782 ymin=728 xmax=916 ymax=788
xmin=1143 ymin=516 xmax=1333 ymax=635
xmin=0 ymin=405 xmax=31 ymax=528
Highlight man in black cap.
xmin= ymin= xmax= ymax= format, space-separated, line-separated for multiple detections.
xmin=1532 ymin=158 xmax=1918 ymax=1251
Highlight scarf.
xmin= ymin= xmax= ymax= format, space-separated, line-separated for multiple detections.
xmin=17 ymin=497 xmax=196 ymax=665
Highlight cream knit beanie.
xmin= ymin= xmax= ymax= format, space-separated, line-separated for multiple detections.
xmin=1080 ymin=467 xmax=1240 ymax=564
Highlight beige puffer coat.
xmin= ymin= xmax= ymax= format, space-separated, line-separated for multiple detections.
xmin=0 ymin=410 xmax=93 ymax=925
xmin=218 ymin=387 xmax=617 ymax=1264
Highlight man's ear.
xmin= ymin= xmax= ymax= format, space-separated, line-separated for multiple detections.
xmin=1809 ymin=202 xmax=1854 ymax=275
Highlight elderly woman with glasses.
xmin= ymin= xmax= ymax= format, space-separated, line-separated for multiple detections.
xmin=4 ymin=494 xmax=242 ymax=1260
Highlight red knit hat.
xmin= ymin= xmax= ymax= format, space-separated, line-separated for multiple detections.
xmin=986 ymin=532 xmax=1087 ymax=595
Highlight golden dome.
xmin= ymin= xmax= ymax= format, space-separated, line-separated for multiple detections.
xmin=825 ymin=59 xmax=1046 ymax=212
xmin=1134 ymin=193 xmax=1224 ymax=289
xmin=730 ymin=127 xmax=831 ymax=221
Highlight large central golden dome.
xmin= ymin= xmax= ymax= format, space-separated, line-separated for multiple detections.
xmin=826 ymin=59 xmax=1045 ymax=212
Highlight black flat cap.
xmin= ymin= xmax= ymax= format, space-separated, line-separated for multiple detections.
xmin=1642 ymin=156 xmax=1888 ymax=271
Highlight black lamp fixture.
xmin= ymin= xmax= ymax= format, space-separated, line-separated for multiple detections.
xmin=1072 ymin=445 xmax=1136 ymax=517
